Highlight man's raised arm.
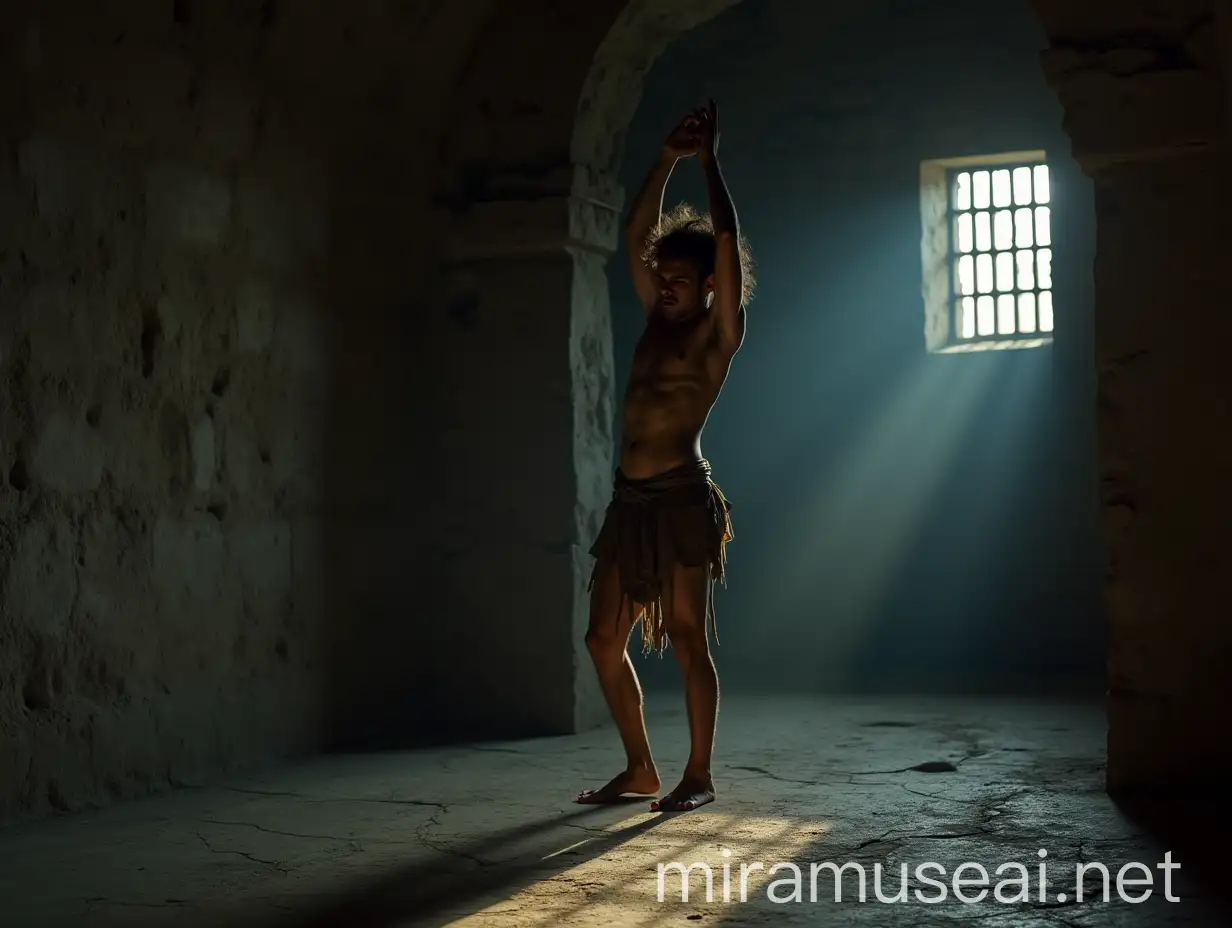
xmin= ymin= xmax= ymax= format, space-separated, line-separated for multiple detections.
xmin=625 ymin=115 xmax=701 ymax=313
xmin=698 ymin=100 xmax=745 ymax=352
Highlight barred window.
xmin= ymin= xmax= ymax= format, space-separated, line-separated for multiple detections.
xmin=920 ymin=152 xmax=1053 ymax=353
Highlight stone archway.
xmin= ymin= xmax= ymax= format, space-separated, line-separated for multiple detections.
xmin=422 ymin=0 xmax=740 ymax=739
xmin=430 ymin=0 xmax=1232 ymax=792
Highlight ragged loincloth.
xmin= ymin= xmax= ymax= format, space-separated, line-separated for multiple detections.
xmin=587 ymin=458 xmax=734 ymax=655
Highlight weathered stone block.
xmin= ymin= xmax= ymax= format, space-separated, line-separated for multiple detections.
xmin=1030 ymin=0 xmax=1211 ymax=44
xmin=291 ymin=517 xmax=325 ymax=629
xmin=268 ymin=402 xmax=322 ymax=507
xmin=229 ymin=520 xmax=293 ymax=606
xmin=156 ymin=292 xmax=188 ymax=343
xmin=196 ymin=80 xmax=258 ymax=166
xmin=236 ymin=279 xmax=275 ymax=352
xmin=1047 ymin=67 xmax=1222 ymax=169
xmin=25 ymin=284 xmax=89 ymax=376
xmin=31 ymin=412 xmax=104 ymax=492
xmin=274 ymin=295 xmax=326 ymax=374
xmin=427 ymin=226 xmax=614 ymax=735
xmin=152 ymin=516 xmax=226 ymax=603
xmin=0 ymin=732 xmax=32 ymax=814
xmin=17 ymin=137 xmax=69 ymax=220
xmin=446 ymin=195 xmax=622 ymax=261
xmin=3 ymin=515 xmax=78 ymax=635
xmin=235 ymin=178 xmax=326 ymax=271
xmin=223 ymin=425 xmax=259 ymax=494
xmin=190 ymin=416 xmax=215 ymax=491
xmin=1085 ymin=149 xmax=1232 ymax=790
xmin=145 ymin=164 xmax=231 ymax=247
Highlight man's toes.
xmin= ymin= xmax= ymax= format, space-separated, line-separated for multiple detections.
xmin=688 ymin=790 xmax=715 ymax=810
xmin=652 ymin=789 xmax=713 ymax=812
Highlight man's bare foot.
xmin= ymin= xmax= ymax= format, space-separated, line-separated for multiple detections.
xmin=651 ymin=775 xmax=716 ymax=812
xmin=576 ymin=764 xmax=660 ymax=804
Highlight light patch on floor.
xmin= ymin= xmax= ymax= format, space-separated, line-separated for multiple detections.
xmin=452 ymin=813 xmax=825 ymax=926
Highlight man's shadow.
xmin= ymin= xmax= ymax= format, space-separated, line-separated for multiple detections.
xmin=199 ymin=799 xmax=669 ymax=928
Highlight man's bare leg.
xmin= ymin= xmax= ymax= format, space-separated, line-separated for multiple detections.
xmin=576 ymin=563 xmax=660 ymax=803
xmin=652 ymin=564 xmax=718 ymax=812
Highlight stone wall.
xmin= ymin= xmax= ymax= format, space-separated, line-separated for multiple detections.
xmin=438 ymin=0 xmax=1232 ymax=791
xmin=1035 ymin=0 xmax=1232 ymax=790
xmin=0 ymin=0 xmax=494 ymax=821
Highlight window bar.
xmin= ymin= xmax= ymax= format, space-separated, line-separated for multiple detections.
xmin=945 ymin=161 xmax=1051 ymax=347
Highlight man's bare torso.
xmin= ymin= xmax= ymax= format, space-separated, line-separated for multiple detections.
xmin=620 ymin=310 xmax=733 ymax=480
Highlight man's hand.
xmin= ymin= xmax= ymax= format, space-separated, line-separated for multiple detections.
xmin=662 ymin=110 xmax=705 ymax=160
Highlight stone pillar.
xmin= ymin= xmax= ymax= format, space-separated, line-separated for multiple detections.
xmin=1038 ymin=11 xmax=1232 ymax=791
xmin=421 ymin=170 xmax=620 ymax=737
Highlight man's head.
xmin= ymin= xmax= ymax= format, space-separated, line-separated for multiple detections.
xmin=643 ymin=203 xmax=755 ymax=321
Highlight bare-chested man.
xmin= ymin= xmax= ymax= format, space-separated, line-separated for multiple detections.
xmin=577 ymin=101 xmax=754 ymax=813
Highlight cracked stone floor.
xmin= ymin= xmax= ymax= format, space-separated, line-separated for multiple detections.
xmin=1 ymin=694 xmax=1229 ymax=927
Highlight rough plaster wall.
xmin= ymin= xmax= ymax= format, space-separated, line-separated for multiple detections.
xmin=0 ymin=0 xmax=494 ymax=822
xmin=4 ymin=0 xmax=1228 ymax=824
xmin=613 ymin=0 xmax=1101 ymax=694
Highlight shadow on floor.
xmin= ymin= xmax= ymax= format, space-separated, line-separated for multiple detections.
xmin=207 ymin=802 xmax=668 ymax=928
xmin=1115 ymin=792 xmax=1232 ymax=914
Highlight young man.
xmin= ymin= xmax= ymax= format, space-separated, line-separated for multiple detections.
xmin=577 ymin=101 xmax=754 ymax=813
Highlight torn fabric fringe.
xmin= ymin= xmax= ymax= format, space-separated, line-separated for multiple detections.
xmin=587 ymin=458 xmax=733 ymax=655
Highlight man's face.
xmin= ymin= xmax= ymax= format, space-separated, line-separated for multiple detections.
xmin=656 ymin=259 xmax=712 ymax=320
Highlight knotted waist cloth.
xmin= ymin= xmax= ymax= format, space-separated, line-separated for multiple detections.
xmin=587 ymin=459 xmax=733 ymax=654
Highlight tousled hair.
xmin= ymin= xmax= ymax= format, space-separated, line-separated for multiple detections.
xmin=642 ymin=203 xmax=756 ymax=306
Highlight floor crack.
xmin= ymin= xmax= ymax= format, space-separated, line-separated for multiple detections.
xmin=197 ymin=818 xmax=361 ymax=844
xmin=414 ymin=804 xmax=493 ymax=868
xmin=725 ymin=765 xmax=825 ymax=786
xmin=83 ymin=897 xmax=189 ymax=910
xmin=223 ymin=786 xmax=448 ymax=809
xmin=194 ymin=832 xmax=290 ymax=874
